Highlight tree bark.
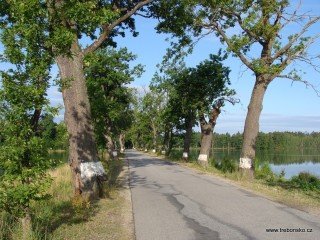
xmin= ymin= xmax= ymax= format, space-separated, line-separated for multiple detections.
xmin=151 ymin=121 xmax=158 ymax=152
xmin=198 ymin=123 xmax=213 ymax=165
xmin=119 ymin=132 xmax=125 ymax=153
xmin=105 ymin=133 xmax=115 ymax=160
xmin=198 ymin=102 xmax=222 ymax=165
xmin=104 ymin=117 xmax=116 ymax=160
xmin=21 ymin=207 xmax=31 ymax=240
xmin=240 ymin=76 xmax=270 ymax=175
xmin=162 ymin=127 xmax=169 ymax=153
xmin=182 ymin=117 xmax=193 ymax=161
xmin=56 ymin=39 xmax=106 ymax=200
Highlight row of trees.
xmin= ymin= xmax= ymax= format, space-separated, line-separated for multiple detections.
xmin=128 ymin=52 xmax=237 ymax=164
xmin=153 ymin=0 xmax=320 ymax=173
xmin=0 ymin=0 xmax=146 ymax=235
xmin=1 ymin=0 xmax=317 ymax=197
xmin=0 ymin=1 xmax=319 ymax=237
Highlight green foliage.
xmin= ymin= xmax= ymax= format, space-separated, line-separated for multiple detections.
xmin=290 ymin=172 xmax=320 ymax=191
xmin=52 ymin=121 xmax=69 ymax=150
xmin=0 ymin=2 xmax=58 ymax=225
xmin=214 ymin=157 xmax=237 ymax=173
xmin=254 ymin=160 xmax=276 ymax=181
xmin=155 ymin=0 xmax=319 ymax=76
xmin=85 ymin=47 xmax=143 ymax=149
xmin=146 ymin=52 xmax=235 ymax=152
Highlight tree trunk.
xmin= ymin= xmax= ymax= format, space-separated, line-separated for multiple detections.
xmin=162 ymin=127 xmax=170 ymax=154
xmin=105 ymin=133 xmax=115 ymax=160
xmin=182 ymin=118 xmax=193 ymax=161
xmin=56 ymin=39 xmax=106 ymax=200
xmin=21 ymin=207 xmax=31 ymax=240
xmin=240 ymin=76 xmax=270 ymax=176
xmin=119 ymin=132 xmax=125 ymax=153
xmin=198 ymin=123 xmax=213 ymax=165
xmin=151 ymin=122 xmax=158 ymax=152
xmin=198 ymin=101 xmax=222 ymax=165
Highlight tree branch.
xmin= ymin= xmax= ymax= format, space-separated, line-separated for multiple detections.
xmin=278 ymin=74 xmax=320 ymax=96
xmin=83 ymin=0 xmax=155 ymax=55
xmin=277 ymin=33 xmax=320 ymax=74
xmin=272 ymin=0 xmax=287 ymax=27
xmin=211 ymin=22 xmax=254 ymax=71
xmin=273 ymin=16 xmax=320 ymax=62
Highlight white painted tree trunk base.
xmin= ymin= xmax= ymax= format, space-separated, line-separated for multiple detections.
xmin=182 ymin=152 xmax=188 ymax=158
xmin=198 ymin=154 xmax=208 ymax=162
xmin=80 ymin=161 xmax=106 ymax=184
xmin=239 ymin=158 xmax=252 ymax=169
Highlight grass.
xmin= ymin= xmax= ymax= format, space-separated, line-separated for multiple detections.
xmin=0 ymin=159 xmax=133 ymax=240
xmin=151 ymin=150 xmax=320 ymax=217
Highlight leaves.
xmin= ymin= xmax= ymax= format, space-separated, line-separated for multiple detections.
xmin=85 ymin=47 xmax=144 ymax=148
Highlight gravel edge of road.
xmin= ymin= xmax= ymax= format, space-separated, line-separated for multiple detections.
xmin=119 ymin=157 xmax=136 ymax=240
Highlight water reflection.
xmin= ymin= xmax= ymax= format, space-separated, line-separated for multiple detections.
xmin=270 ymin=162 xmax=320 ymax=179
xmin=213 ymin=149 xmax=320 ymax=179
xmin=49 ymin=151 xmax=68 ymax=164
xmin=186 ymin=148 xmax=320 ymax=179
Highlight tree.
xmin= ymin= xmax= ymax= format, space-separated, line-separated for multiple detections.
xmin=189 ymin=54 xmax=236 ymax=164
xmin=154 ymin=0 xmax=320 ymax=175
xmin=150 ymin=68 xmax=188 ymax=156
xmin=85 ymin=47 xmax=143 ymax=159
xmin=39 ymin=114 xmax=57 ymax=149
xmin=54 ymin=121 xmax=69 ymax=150
xmin=152 ymin=53 xmax=236 ymax=162
xmin=141 ymin=88 xmax=167 ymax=151
xmin=0 ymin=0 xmax=156 ymax=199
xmin=129 ymin=93 xmax=154 ymax=150
xmin=0 ymin=21 xmax=55 ymax=236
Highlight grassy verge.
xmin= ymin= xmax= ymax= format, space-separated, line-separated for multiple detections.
xmin=0 ymin=159 xmax=133 ymax=240
xmin=151 ymin=151 xmax=320 ymax=217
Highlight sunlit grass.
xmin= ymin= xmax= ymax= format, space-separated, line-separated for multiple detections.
xmin=0 ymin=159 xmax=132 ymax=240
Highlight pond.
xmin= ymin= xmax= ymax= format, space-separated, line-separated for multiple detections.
xmin=49 ymin=151 xmax=68 ymax=164
xmin=211 ymin=148 xmax=320 ymax=179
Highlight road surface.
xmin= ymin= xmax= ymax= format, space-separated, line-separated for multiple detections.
xmin=127 ymin=150 xmax=320 ymax=240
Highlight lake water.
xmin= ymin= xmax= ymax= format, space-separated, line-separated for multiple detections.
xmin=49 ymin=151 xmax=68 ymax=164
xmin=211 ymin=148 xmax=320 ymax=179
xmin=49 ymin=149 xmax=320 ymax=179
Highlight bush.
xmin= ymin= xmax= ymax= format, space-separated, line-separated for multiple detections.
xmin=255 ymin=162 xmax=275 ymax=181
xmin=215 ymin=157 xmax=237 ymax=173
xmin=290 ymin=172 xmax=320 ymax=191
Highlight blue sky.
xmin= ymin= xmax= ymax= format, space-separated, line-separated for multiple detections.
xmin=46 ymin=1 xmax=319 ymax=134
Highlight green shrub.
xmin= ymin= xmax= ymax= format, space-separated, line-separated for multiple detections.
xmin=255 ymin=162 xmax=275 ymax=181
xmin=215 ymin=157 xmax=237 ymax=173
xmin=290 ymin=172 xmax=320 ymax=191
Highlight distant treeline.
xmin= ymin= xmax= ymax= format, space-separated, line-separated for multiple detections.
xmin=210 ymin=132 xmax=320 ymax=150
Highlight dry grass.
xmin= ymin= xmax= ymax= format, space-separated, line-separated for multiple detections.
xmin=8 ymin=160 xmax=134 ymax=240
xmin=46 ymin=162 xmax=134 ymax=240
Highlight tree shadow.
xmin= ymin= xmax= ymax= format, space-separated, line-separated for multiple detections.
xmin=33 ymin=157 xmax=126 ymax=238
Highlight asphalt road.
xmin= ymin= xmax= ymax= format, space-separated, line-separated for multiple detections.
xmin=127 ymin=149 xmax=320 ymax=240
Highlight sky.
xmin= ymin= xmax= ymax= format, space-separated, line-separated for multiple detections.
xmin=46 ymin=1 xmax=320 ymax=134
